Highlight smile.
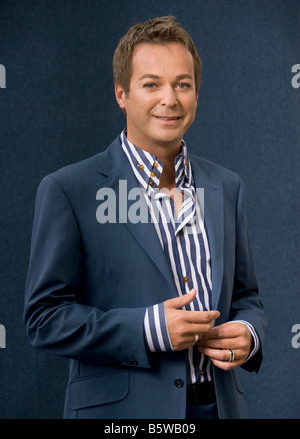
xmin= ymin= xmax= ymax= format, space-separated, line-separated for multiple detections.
xmin=155 ymin=116 xmax=182 ymax=120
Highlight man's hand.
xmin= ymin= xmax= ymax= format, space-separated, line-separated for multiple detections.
xmin=197 ymin=322 xmax=253 ymax=370
xmin=164 ymin=289 xmax=220 ymax=351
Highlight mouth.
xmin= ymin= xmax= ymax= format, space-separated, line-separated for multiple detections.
xmin=155 ymin=116 xmax=182 ymax=121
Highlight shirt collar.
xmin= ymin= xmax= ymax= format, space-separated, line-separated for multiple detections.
xmin=120 ymin=129 xmax=193 ymax=192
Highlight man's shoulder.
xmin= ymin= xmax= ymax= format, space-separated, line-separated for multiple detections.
xmin=51 ymin=152 xmax=102 ymax=179
xmin=42 ymin=136 xmax=122 ymax=185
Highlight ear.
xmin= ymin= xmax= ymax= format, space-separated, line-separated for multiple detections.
xmin=115 ymin=84 xmax=127 ymax=110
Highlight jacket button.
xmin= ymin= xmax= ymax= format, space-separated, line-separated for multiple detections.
xmin=126 ymin=360 xmax=139 ymax=366
xmin=174 ymin=378 xmax=184 ymax=388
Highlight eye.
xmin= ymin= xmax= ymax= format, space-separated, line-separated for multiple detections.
xmin=143 ymin=83 xmax=156 ymax=89
xmin=177 ymin=82 xmax=191 ymax=89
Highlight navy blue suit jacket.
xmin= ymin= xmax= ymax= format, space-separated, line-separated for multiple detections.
xmin=24 ymin=136 xmax=267 ymax=418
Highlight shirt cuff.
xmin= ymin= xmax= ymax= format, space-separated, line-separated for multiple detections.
xmin=144 ymin=303 xmax=174 ymax=352
xmin=233 ymin=320 xmax=260 ymax=360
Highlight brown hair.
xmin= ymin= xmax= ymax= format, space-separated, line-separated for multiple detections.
xmin=113 ymin=15 xmax=201 ymax=95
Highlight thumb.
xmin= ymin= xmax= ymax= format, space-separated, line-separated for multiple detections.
xmin=165 ymin=288 xmax=197 ymax=310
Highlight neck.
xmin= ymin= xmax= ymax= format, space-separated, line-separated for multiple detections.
xmin=125 ymin=130 xmax=182 ymax=190
xmin=146 ymin=147 xmax=179 ymax=191
xmin=159 ymin=156 xmax=177 ymax=190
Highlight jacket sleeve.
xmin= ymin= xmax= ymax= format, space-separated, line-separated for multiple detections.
xmin=230 ymin=177 xmax=267 ymax=373
xmin=24 ymin=175 xmax=152 ymax=368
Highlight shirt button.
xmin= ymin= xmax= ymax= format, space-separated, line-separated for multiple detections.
xmin=151 ymin=171 xmax=156 ymax=177
xmin=200 ymin=370 xmax=204 ymax=376
xmin=138 ymin=164 xmax=144 ymax=170
xmin=154 ymin=162 xmax=159 ymax=168
xmin=174 ymin=378 xmax=184 ymax=388
xmin=183 ymin=276 xmax=189 ymax=283
xmin=149 ymin=180 xmax=154 ymax=186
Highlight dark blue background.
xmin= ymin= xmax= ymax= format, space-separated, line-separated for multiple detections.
xmin=0 ymin=0 xmax=299 ymax=419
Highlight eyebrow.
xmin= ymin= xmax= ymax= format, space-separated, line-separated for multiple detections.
xmin=138 ymin=74 xmax=194 ymax=81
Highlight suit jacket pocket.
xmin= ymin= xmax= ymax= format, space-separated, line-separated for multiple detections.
xmin=70 ymin=370 xmax=129 ymax=410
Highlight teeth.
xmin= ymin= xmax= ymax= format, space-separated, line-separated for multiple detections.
xmin=158 ymin=117 xmax=179 ymax=120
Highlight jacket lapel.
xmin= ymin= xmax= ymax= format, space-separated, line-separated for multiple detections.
xmin=191 ymin=158 xmax=224 ymax=310
xmin=96 ymin=137 xmax=176 ymax=294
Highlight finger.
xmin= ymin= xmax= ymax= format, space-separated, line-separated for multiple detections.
xmin=164 ymin=291 xmax=220 ymax=322
xmin=200 ymin=322 xmax=244 ymax=340
xmin=186 ymin=310 xmax=220 ymax=325
xmin=185 ymin=320 xmax=220 ymax=337
xmin=165 ymin=299 xmax=220 ymax=328
xmin=198 ymin=337 xmax=238 ymax=349
xmin=164 ymin=289 xmax=197 ymax=310
xmin=164 ymin=290 xmax=218 ymax=320
xmin=197 ymin=346 xmax=243 ymax=371
xmin=198 ymin=346 xmax=237 ymax=362
xmin=198 ymin=342 xmax=251 ymax=369
xmin=197 ymin=346 xmax=221 ymax=359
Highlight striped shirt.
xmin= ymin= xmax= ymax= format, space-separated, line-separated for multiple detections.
xmin=120 ymin=130 xmax=259 ymax=384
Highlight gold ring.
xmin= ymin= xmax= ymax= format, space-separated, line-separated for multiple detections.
xmin=228 ymin=349 xmax=235 ymax=362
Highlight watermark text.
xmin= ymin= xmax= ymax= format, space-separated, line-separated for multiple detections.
xmin=96 ymin=181 xmax=204 ymax=234
xmin=291 ymin=324 xmax=300 ymax=348
xmin=291 ymin=64 xmax=300 ymax=89
xmin=0 ymin=324 xmax=6 ymax=348
xmin=0 ymin=64 xmax=6 ymax=88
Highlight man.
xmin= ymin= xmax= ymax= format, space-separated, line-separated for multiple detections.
xmin=24 ymin=16 xmax=267 ymax=419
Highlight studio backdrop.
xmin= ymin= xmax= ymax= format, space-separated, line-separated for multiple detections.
xmin=0 ymin=0 xmax=299 ymax=419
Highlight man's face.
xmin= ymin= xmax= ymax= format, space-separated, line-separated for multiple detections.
xmin=115 ymin=42 xmax=198 ymax=154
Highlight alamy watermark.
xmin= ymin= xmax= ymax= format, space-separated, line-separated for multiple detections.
xmin=291 ymin=64 xmax=300 ymax=89
xmin=96 ymin=181 xmax=205 ymax=234
xmin=0 ymin=64 xmax=6 ymax=88
xmin=0 ymin=324 xmax=6 ymax=348
xmin=291 ymin=324 xmax=300 ymax=349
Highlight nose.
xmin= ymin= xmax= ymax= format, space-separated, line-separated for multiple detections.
xmin=160 ymin=85 xmax=178 ymax=107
